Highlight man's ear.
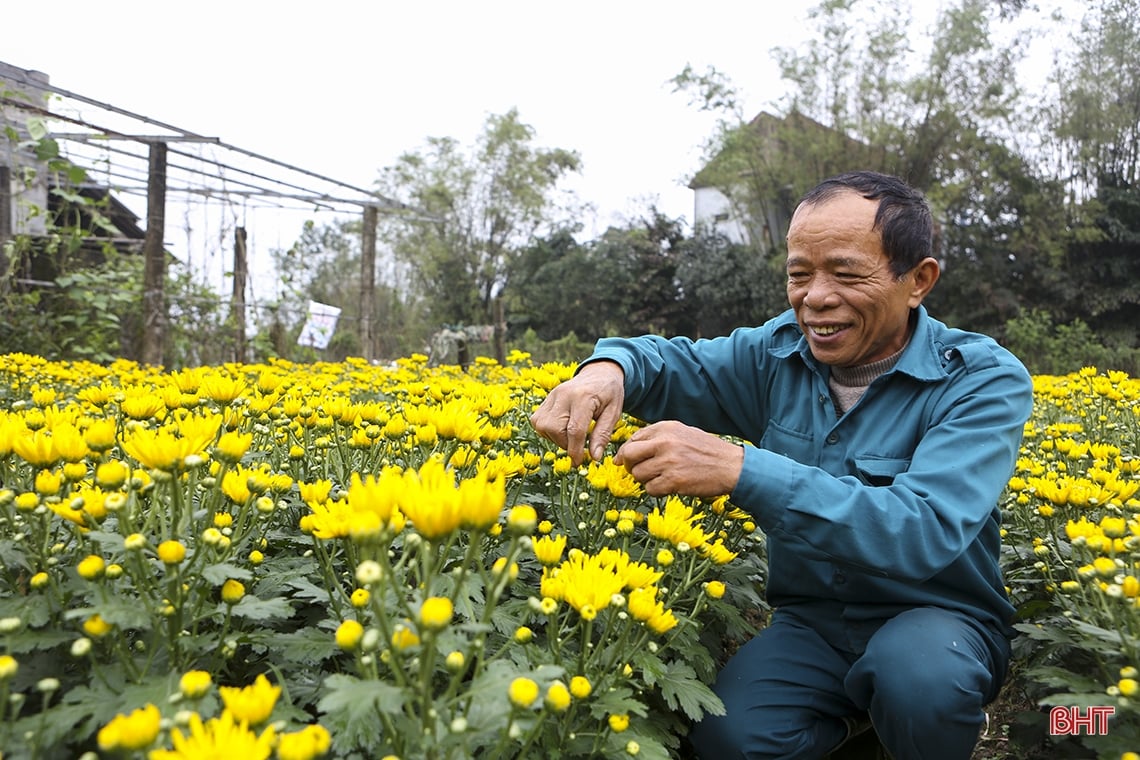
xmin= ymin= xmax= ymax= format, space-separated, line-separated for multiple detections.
xmin=907 ymin=257 xmax=941 ymax=307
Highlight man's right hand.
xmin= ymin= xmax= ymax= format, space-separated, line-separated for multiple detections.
xmin=528 ymin=360 xmax=625 ymax=466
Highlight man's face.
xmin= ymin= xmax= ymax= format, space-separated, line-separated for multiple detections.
xmin=785 ymin=191 xmax=931 ymax=368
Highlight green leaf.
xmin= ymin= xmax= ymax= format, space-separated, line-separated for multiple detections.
xmin=317 ymin=674 xmax=405 ymax=749
xmin=603 ymin=729 xmax=673 ymax=760
xmin=248 ymin=626 xmax=337 ymax=665
xmin=226 ymin=595 xmax=295 ymax=622
xmin=282 ymin=575 xmax=333 ymax=604
xmin=1040 ymin=691 xmax=1120 ymax=709
xmin=201 ymin=562 xmax=254 ymax=585
xmin=26 ymin=117 xmax=48 ymax=140
xmin=652 ymin=661 xmax=725 ymax=721
xmin=0 ymin=590 xmax=52 ymax=627
xmin=65 ymin=596 xmax=154 ymax=631
xmin=589 ymin=684 xmax=650 ymax=719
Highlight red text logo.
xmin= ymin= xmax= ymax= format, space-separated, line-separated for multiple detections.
xmin=1049 ymin=705 xmax=1115 ymax=736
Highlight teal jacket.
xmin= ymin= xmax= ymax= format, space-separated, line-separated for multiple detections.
xmin=588 ymin=307 xmax=1034 ymax=634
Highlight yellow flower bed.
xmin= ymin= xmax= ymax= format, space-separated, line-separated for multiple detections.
xmin=1003 ymin=367 xmax=1140 ymax=756
xmin=0 ymin=352 xmax=763 ymax=759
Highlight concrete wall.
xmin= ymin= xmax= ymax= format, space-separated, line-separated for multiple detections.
xmin=0 ymin=61 xmax=52 ymax=237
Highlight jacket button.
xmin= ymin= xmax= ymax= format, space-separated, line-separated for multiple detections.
xmin=826 ymin=433 xmax=839 ymax=444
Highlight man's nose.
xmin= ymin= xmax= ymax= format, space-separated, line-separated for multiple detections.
xmin=803 ymin=277 xmax=837 ymax=309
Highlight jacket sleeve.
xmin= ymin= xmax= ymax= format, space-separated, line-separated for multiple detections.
xmin=730 ymin=350 xmax=1033 ymax=582
xmin=588 ymin=326 xmax=774 ymax=440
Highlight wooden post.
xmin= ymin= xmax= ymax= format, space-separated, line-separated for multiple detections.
xmin=359 ymin=204 xmax=378 ymax=362
xmin=140 ymin=141 xmax=167 ymax=367
xmin=0 ymin=166 xmax=10 ymax=295
xmin=231 ymin=226 xmax=248 ymax=362
xmin=493 ymin=296 xmax=505 ymax=364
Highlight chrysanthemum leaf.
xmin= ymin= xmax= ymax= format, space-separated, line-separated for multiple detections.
xmin=225 ymin=595 xmax=295 ymax=621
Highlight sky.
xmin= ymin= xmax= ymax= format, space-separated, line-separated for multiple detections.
xmin=3 ymin=3 xmax=818 ymax=229
xmin=2 ymin=0 xmax=1077 ymax=295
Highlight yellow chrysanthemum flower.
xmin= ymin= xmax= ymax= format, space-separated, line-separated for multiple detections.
xmin=508 ymin=677 xmax=540 ymax=709
xmin=585 ymin=457 xmax=643 ymax=498
xmin=77 ymin=554 xmax=106 ymax=580
xmin=221 ymin=579 xmax=246 ymax=605
xmin=545 ymin=682 xmax=571 ymax=712
xmin=418 ymin=597 xmax=454 ymax=632
xmin=12 ymin=429 xmax=60 ymax=469
xmin=335 ymin=619 xmax=365 ymax=651
xmin=0 ymin=655 xmax=17 ymax=680
xmin=532 ymin=534 xmax=568 ymax=566
xmin=705 ymin=580 xmax=726 ymax=599
xmin=608 ymin=713 xmax=631 ymax=732
xmin=276 ymin=724 xmax=332 ymax=760
xmin=150 ymin=709 xmax=276 ymax=760
xmin=180 ymin=670 xmax=213 ymax=699
xmin=647 ymin=496 xmax=709 ymax=549
xmin=96 ymin=703 xmax=161 ymax=751
xmin=214 ymin=430 xmax=253 ymax=464
xmin=218 ymin=674 xmax=281 ymax=726
xmin=397 ymin=458 xmax=463 ymax=541
xmin=157 ymin=540 xmax=187 ymax=565
xmin=83 ymin=614 xmax=113 ymax=638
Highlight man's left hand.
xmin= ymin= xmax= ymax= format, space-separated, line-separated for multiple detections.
xmin=613 ymin=421 xmax=744 ymax=498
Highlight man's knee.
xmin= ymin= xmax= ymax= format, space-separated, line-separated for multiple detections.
xmin=844 ymin=608 xmax=1006 ymax=760
xmin=850 ymin=607 xmax=1006 ymax=711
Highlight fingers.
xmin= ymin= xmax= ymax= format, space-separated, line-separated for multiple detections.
xmin=588 ymin=402 xmax=623 ymax=463
xmin=528 ymin=361 xmax=625 ymax=466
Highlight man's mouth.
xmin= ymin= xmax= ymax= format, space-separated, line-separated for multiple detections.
xmin=810 ymin=324 xmax=845 ymax=336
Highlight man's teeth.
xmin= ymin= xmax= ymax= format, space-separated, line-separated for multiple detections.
xmin=813 ymin=325 xmax=842 ymax=336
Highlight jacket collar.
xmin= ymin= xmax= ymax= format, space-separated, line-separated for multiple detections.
xmin=774 ymin=305 xmax=949 ymax=383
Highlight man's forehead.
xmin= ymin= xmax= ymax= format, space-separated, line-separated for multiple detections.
xmin=785 ymin=253 xmax=882 ymax=270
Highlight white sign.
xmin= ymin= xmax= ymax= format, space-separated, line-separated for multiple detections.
xmin=297 ymin=301 xmax=341 ymax=349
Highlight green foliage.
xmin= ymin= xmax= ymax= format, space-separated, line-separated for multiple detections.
xmin=509 ymin=329 xmax=595 ymax=366
xmin=1003 ymin=309 xmax=1140 ymax=375
xmin=0 ymin=251 xmax=139 ymax=363
xmin=676 ymin=229 xmax=787 ymax=337
xmin=375 ymin=109 xmax=583 ymax=329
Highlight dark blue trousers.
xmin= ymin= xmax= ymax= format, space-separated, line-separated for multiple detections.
xmin=688 ymin=604 xmax=1009 ymax=760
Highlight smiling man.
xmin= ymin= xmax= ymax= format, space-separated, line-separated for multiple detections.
xmin=529 ymin=171 xmax=1034 ymax=759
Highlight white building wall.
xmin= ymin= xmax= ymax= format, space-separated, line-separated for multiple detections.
xmin=0 ymin=62 xmax=51 ymax=236
xmin=693 ymin=185 xmax=752 ymax=246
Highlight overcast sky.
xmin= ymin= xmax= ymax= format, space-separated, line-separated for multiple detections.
xmin=3 ymin=2 xmax=826 ymax=229
xmin=3 ymin=0 xmax=1076 ymax=293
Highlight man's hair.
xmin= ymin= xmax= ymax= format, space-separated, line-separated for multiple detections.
xmin=798 ymin=171 xmax=933 ymax=277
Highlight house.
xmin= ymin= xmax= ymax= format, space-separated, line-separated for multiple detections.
xmin=689 ymin=110 xmax=884 ymax=251
xmin=1 ymin=61 xmax=146 ymax=287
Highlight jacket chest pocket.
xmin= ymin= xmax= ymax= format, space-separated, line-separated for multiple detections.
xmin=854 ymin=455 xmax=911 ymax=487
xmin=759 ymin=421 xmax=818 ymax=466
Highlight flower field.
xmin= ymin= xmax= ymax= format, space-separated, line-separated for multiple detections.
xmin=0 ymin=354 xmax=1138 ymax=759
xmin=0 ymin=352 xmax=764 ymax=760
xmin=1001 ymin=368 xmax=1140 ymax=759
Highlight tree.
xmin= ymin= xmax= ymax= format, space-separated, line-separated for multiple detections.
xmin=507 ymin=210 xmax=689 ymax=343
xmin=676 ymin=229 xmax=787 ymax=338
xmin=508 ymin=228 xmax=624 ymax=343
xmin=374 ymin=109 xmax=581 ymax=329
xmin=268 ymin=219 xmax=423 ymax=361
xmin=1047 ymin=0 xmax=1140 ymax=200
